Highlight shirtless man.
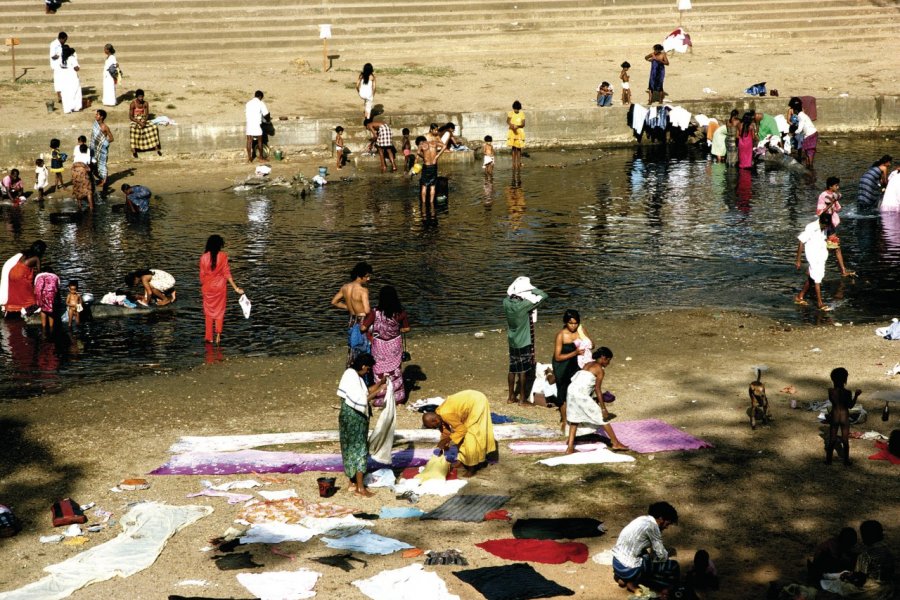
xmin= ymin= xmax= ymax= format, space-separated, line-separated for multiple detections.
xmin=330 ymin=261 xmax=373 ymax=365
xmin=414 ymin=135 xmax=445 ymax=211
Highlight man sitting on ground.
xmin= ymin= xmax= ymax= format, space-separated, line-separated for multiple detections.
xmin=612 ymin=501 xmax=681 ymax=593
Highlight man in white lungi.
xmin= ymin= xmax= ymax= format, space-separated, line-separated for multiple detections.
xmin=49 ymin=32 xmax=68 ymax=103
xmin=245 ymin=90 xmax=270 ymax=163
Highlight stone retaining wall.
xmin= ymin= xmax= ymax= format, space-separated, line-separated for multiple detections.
xmin=2 ymin=96 xmax=897 ymax=162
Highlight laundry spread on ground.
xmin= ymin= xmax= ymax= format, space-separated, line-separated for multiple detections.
xmin=379 ymin=506 xmax=425 ymax=519
xmin=151 ymin=448 xmax=432 ymax=475
xmin=453 ymin=563 xmax=575 ymax=600
xmin=0 ymin=503 xmax=213 ymax=600
xmin=475 ymin=538 xmax=589 ymax=564
xmin=392 ymin=477 xmax=468 ymax=497
xmin=186 ymin=488 xmax=255 ymax=504
xmin=238 ymin=498 xmax=356 ymax=524
xmin=598 ymin=419 xmax=713 ymax=453
xmin=869 ymin=440 xmax=900 ymax=464
xmin=508 ymin=441 xmax=607 ymax=454
xmin=352 ymin=564 xmax=460 ymax=600
xmin=235 ymin=568 xmax=321 ymax=600
xmin=319 ymin=529 xmax=413 ymax=555
xmin=512 ymin=518 xmax=605 ymax=540
xmin=421 ymin=495 xmax=511 ymax=522
xmin=168 ymin=424 xmax=560 ymax=454
xmin=538 ymin=447 xmax=636 ymax=466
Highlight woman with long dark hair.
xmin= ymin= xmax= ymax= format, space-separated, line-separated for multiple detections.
xmin=361 ymin=285 xmax=410 ymax=405
xmin=199 ymin=235 xmax=243 ymax=344
xmin=736 ymin=112 xmax=757 ymax=169
xmin=356 ymin=63 xmax=376 ymax=120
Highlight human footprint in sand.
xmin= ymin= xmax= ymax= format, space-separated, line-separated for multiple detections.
xmin=564 ymin=346 xmax=628 ymax=454
xmin=337 ymin=352 xmax=388 ymax=497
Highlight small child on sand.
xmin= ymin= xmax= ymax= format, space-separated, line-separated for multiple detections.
xmin=595 ymin=81 xmax=613 ymax=107
xmin=402 ymin=128 xmax=414 ymax=171
xmin=34 ymin=158 xmax=49 ymax=201
xmin=482 ymin=135 xmax=494 ymax=176
xmin=825 ymin=367 xmax=861 ymax=465
xmin=619 ymin=61 xmax=631 ymax=105
xmin=334 ymin=126 xmax=345 ymax=170
xmin=49 ymin=138 xmax=65 ymax=191
xmin=66 ymin=280 xmax=82 ymax=327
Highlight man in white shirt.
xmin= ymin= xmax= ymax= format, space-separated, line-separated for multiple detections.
xmin=611 ymin=501 xmax=680 ymax=593
xmin=794 ymin=212 xmax=832 ymax=311
xmin=49 ymin=32 xmax=67 ymax=103
xmin=245 ymin=90 xmax=270 ymax=163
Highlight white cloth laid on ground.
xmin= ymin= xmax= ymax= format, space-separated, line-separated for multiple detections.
xmin=239 ymin=515 xmax=368 ymax=545
xmin=631 ymin=103 xmax=649 ymax=135
xmin=203 ymin=479 xmax=262 ymax=490
xmin=677 ymin=0 xmax=692 ymax=9
xmin=368 ymin=379 xmax=397 ymax=464
xmin=669 ymin=106 xmax=692 ymax=130
xmin=509 ymin=441 xmax=606 ymax=454
xmin=392 ymin=476 xmax=468 ymax=496
xmin=257 ymin=489 xmax=298 ymax=501
xmin=236 ymin=568 xmax=321 ymax=600
xmin=592 ymin=549 xmax=615 ymax=565
xmin=875 ymin=318 xmax=900 ymax=339
xmin=169 ymin=423 xmax=559 ymax=453
xmin=320 ymin=529 xmax=413 ymax=555
xmin=364 ymin=468 xmax=396 ymax=488
xmin=0 ymin=503 xmax=212 ymax=600
xmin=538 ymin=448 xmax=636 ymax=466
xmin=186 ymin=488 xmax=254 ymax=504
xmin=352 ymin=564 xmax=460 ymax=600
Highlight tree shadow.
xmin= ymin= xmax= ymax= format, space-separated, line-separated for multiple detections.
xmin=0 ymin=416 xmax=84 ymax=528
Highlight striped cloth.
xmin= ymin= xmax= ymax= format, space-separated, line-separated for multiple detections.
xmin=376 ymin=124 xmax=393 ymax=147
xmin=130 ymin=121 xmax=161 ymax=152
xmin=421 ymin=494 xmax=510 ymax=522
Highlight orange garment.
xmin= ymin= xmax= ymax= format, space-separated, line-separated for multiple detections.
xmin=706 ymin=120 xmax=719 ymax=142
xmin=5 ymin=262 xmax=35 ymax=311
xmin=199 ymin=251 xmax=232 ymax=341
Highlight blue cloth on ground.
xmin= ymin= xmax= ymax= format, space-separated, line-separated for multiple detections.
xmin=379 ymin=506 xmax=426 ymax=519
xmin=491 ymin=413 xmax=514 ymax=424
xmin=320 ymin=530 xmax=413 ymax=555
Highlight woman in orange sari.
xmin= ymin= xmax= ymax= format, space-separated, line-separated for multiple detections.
xmin=1 ymin=241 xmax=46 ymax=316
xmin=199 ymin=235 xmax=243 ymax=344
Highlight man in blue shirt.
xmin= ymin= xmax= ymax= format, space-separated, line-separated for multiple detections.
xmin=121 ymin=183 xmax=151 ymax=214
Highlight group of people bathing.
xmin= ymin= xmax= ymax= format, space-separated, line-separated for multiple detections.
xmin=1 ymin=235 xmax=244 ymax=346
xmin=708 ymin=97 xmax=818 ymax=169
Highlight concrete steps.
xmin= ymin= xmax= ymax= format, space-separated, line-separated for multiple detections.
xmin=4 ymin=0 xmax=897 ymax=66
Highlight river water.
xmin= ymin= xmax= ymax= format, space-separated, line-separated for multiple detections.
xmin=1 ymin=140 xmax=898 ymax=398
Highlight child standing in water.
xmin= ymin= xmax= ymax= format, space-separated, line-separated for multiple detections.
xmin=34 ymin=158 xmax=49 ymax=201
xmin=619 ymin=61 xmax=631 ymax=105
xmin=49 ymin=138 xmax=65 ymax=191
xmin=482 ymin=135 xmax=494 ymax=176
xmin=66 ymin=280 xmax=82 ymax=327
xmin=825 ymin=367 xmax=861 ymax=465
xmin=334 ymin=126 xmax=345 ymax=170
xmin=506 ymin=100 xmax=525 ymax=171
xmin=401 ymin=128 xmax=414 ymax=171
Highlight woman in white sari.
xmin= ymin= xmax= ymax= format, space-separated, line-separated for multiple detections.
xmin=102 ymin=44 xmax=119 ymax=106
xmin=59 ymin=45 xmax=82 ymax=114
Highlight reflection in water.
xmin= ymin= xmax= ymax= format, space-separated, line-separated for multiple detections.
xmin=1 ymin=141 xmax=898 ymax=398
xmin=735 ymin=168 xmax=753 ymax=213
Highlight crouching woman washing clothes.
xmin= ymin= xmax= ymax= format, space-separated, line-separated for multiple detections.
xmin=124 ymin=268 xmax=176 ymax=306
xmin=338 ymin=352 xmax=388 ymax=497
xmin=422 ymin=390 xmax=498 ymax=477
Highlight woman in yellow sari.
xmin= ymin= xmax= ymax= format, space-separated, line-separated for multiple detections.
xmin=506 ymin=100 xmax=525 ymax=171
xmin=422 ymin=390 xmax=497 ymax=476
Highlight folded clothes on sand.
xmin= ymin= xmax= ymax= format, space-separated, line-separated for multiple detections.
xmin=538 ymin=448 xmax=636 ymax=466
xmin=869 ymin=440 xmax=900 ymax=464
xmin=236 ymin=568 xmax=321 ymax=600
xmin=379 ymin=506 xmax=425 ymax=519
xmin=320 ymin=530 xmax=413 ymax=555
xmin=453 ymin=563 xmax=575 ymax=600
xmin=475 ymin=539 xmax=589 ymax=564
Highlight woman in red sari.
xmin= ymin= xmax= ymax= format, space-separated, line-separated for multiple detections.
xmin=1 ymin=241 xmax=46 ymax=316
xmin=360 ymin=285 xmax=410 ymax=405
xmin=199 ymin=235 xmax=243 ymax=344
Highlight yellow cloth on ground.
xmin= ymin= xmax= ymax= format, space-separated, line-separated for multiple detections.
xmin=416 ymin=455 xmax=451 ymax=481
xmin=435 ymin=390 xmax=497 ymax=467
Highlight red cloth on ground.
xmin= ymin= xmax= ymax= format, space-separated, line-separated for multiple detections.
xmin=475 ymin=538 xmax=589 ymax=564
xmin=484 ymin=509 xmax=511 ymax=521
xmin=5 ymin=262 xmax=35 ymax=311
xmin=868 ymin=440 xmax=900 ymax=464
xmin=199 ymin=251 xmax=232 ymax=340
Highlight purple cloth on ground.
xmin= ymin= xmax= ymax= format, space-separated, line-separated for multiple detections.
xmin=598 ymin=419 xmax=713 ymax=453
xmin=150 ymin=448 xmax=431 ymax=476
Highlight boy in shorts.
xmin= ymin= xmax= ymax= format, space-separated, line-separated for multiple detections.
xmin=415 ymin=135 xmax=445 ymax=211
xmin=482 ymin=135 xmax=494 ymax=176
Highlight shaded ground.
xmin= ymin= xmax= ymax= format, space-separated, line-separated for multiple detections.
xmin=1 ymin=310 xmax=898 ymax=599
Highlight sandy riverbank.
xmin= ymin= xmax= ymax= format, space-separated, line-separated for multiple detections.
xmin=1 ymin=309 xmax=898 ymax=599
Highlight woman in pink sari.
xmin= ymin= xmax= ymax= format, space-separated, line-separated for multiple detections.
xmin=199 ymin=235 xmax=243 ymax=344
xmin=361 ymin=285 xmax=410 ymax=406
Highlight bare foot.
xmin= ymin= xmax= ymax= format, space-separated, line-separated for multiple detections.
xmin=818 ymin=304 xmax=832 ymax=312
xmin=794 ymin=296 xmax=808 ymax=306
xmin=461 ymin=468 xmax=477 ymax=478
xmin=352 ymin=488 xmax=374 ymax=497
xmin=611 ymin=444 xmax=629 ymax=451
xmin=170 ymin=290 xmax=177 ymax=303
xmin=564 ymin=448 xmax=575 ymax=455
xmin=841 ymin=270 xmax=857 ymax=277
